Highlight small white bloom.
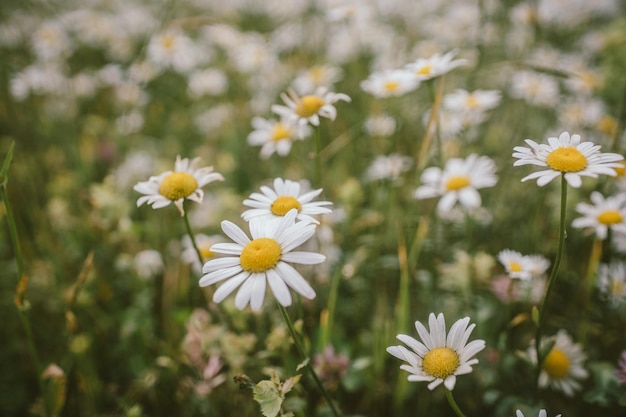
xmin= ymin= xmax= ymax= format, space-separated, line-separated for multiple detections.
xmin=271 ymin=87 xmax=351 ymax=127
xmin=497 ymin=249 xmax=550 ymax=280
xmin=366 ymin=154 xmax=413 ymax=182
xmin=597 ymin=262 xmax=626 ymax=307
xmin=133 ymin=249 xmax=164 ymax=280
xmin=571 ymin=191 xmax=626 ymax=239
xmin=360 ymin=69 xmax=419 ymax=98
xmin=405 ymin=50 xmax=468 ymax=81
xmin=247 ymin=116 xmax=311 ymax=159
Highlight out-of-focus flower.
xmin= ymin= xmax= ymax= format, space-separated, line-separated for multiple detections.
xmin=241 ymin=178 xmax=332 ymax=224
xmin=31 ymin=21 xmax=73 ymax=61
xmin=571 ymin=192 xmax=626 ymax=239
xmin=597 ymin=262 xmax=626 ymax=307
xmin=528 ymin=330 xmax=589 ymax=397
xmin=364 ymin=113 xmax=396 ymax=137
xmin=497 ymin=249 xmax=550 ymax=280
xmin=247 ymin=116 xmax=311 ymax=159
xmin=199 ymin=210 xmax=325 ymax=311
xmin=365 ymin=154 xmax=413 ymax=182
xmin=187 ymin=68 xmax=229 ymax=98
xmin=386 ymin=313 xmax=485 ymax=390
xmin=193 ymin=354 xmax=227 ymax=396
xmin=291 ymin=65 xmax=344 ymax=94
xmin=133 ymin=249 xmax=164 ymax=280
xmin=360 ymin=69 xmax=419 ymax=98
xmin=443 ymin=89 xmax=501 ymax=113
xmin=490 ymin=274 xmax=545 ymax=304
xmin=515 ymin=410 xmax=562 ymax=417
xmin=615 ymin=350 xmax=626 ymax=385
xmin=271 ymin=87 xmax=350 ymax=126
xmin=415 ymin=154 xmax=498 ymax=214
xmin=509 ymin=70 xmax=560 ymax=107
xmin=405 ymin=50 xmax=468 ymax=81
xmin=147 ymin=29 xmax=200 ymax=73
xmin=513 ymin=131 xmax=623 ymax=188
xmin=313 ymin=345 xmax=350 ymax=391
xmin=181 ymin=234 xmax=224 ymax=274
xmin=134 ymin=156 xmax=223 ymax=216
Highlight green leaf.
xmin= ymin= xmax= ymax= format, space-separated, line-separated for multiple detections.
xmin=253 ymin=380 xmax=282 ymax=417
xmin=531 ymin=306 xmax=540 ymax=326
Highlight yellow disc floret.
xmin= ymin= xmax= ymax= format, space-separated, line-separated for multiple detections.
xmin=542 ymin=348 xmax=570 ymax=379
xmin=296 ymin=95 xmax=325 ymax=118
xmin=508 ymin=262 xmax=523 ymax=273
xmin=545 ymin=147 xmax=588 ymax=172
xmin=384 ymin=81 xmax=399 ymax=93
xmin=597 ymin=210 xmax=623 ymax=225
xmin=159 ymin=172 xmax=198 ymax=201
xmin=445 ymin=176 xmax=470 ymax=191
xmin=271 ymin=196 xmax=302 ymax=216
xmin=422 ymin=347 xmax=460 ymax=379
xmin=240 ymin=238 xmax=282 ymax=273
xmin=200 ymin=247 xmax=215 ymax=260
xmin=271 ymin=123 xmax=292 ymax=142
xmin=417 ymin=65 xmax=432 ymax=76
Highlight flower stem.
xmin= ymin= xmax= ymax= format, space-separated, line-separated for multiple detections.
xmin=444 ymin=388 xmax=467 ymax=417
xmin=277 ymin=303 xmax=342 ymax=417
xmin=534 ymin=174 xmax=568 ymax=386
xmin=182 ymin=206 xmax=204 ymax=269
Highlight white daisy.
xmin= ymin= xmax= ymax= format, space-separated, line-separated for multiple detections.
xmin=571 ymin=191 xmax=626 ymax=240
xmin=513 ymin=131 xmax=624 ymax=188
xmin=386 ymin=313 xmax=485 ymax=391
xmin=247 ymin=116 xmax=311 ymax=159
xmin=241 ymin=178 xmax=332 ymax=224
xmin=498 ymin=249 xmax=550 ymax=280
xmin=199 ymin=209 xmax=325 ymax=311
xmin=443 ymin=89 xmax=501 ymax=113
xmin=597 ymin=262 xmax=626 ymax=307
xmin=366 ymin=154 xmax=413 ymax=182
xmin=515 ymin=410 xmax=562 ymax=417
xmin=291 ymin=65 xmax=344 ymax=95
xmin=134 ymin=156 xmax=224 ymax=216
xmin=405 ymin=50 xmax=468 ymax=81
xmin=360 ymin=69 xmax=420 ymax=98
xmin=529 ymin=329 xmax=589 ymax=397
xmin=415 ymin=154 xmax=498 ymax=214
xmin=181 ymin=234 xmax=223 ymax=274
xmin=271 ymin=87 xmax=351 ymax=127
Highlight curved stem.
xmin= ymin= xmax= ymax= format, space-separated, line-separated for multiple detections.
xmin=277 ymin=303 xmax=342 ymax=417
xmin=534 ymin=174 xmax=568 ymax=386
xmin=182 ymin=207 xmax=204 ymax=270
xmin=444 ymin=389 xmax=467 ymax=417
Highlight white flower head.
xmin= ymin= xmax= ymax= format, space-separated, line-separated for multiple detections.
xmin=597 ymin=262 xmax=626 ymax=307
xmin=386 ymin=313 xmax=485 ymax=391
xmin=415 ymin=154 xmax=498 ymax=214
xmin=291 ymin=65 xmax=344 ymax=95
xmin=443 ymin=89 xmax=502 ymax=113
xmin=181 ymin=234 xmax=224 ymax=274
xmin=134 ymin=156 xmax=224 ymax=216
xmin=360 ymin=69 xmax=420 ymax=98
xmin=247 ymin=116 xmax=311 ymax=159
xmin=528 ymin=330 xmax=589 ymax=397
xmin=366 ymin=154 xmax=413 ymax=182
xmin=513 ymin=131 xmax=624 ymax=188
xmin=199 ymin=209 xmax=325 ymax=311
xmin=405 ymin=50 xmax=469 ymax=81
xmin=515 ymin=410 xmax=562 ymax=417
xmin=242 ymin=178 xmax=332 ymax=224
xmin=571 ymin=191 xmax=626 ymax=240
xmin=497 ymin=249 xmax=550 ymax=280
xmin=271 ymin=87 xmax=351 ymax=126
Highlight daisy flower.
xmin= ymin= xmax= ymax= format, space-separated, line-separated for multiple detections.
xmin=386 ymin=313 xmax=485 ymax=391
xmin=360 ymin=69 xmax=420 ymax=98
xmin=291 ymin=65 xmax=344 ymax=94
xmin=181 ymin=234 xmax=223 ymax=273
xmin=405 ymin=50 xmax=468 ymax=81
xmin=528 ymin=329 xmax=589 ymax=397
xmin=199 ymin=209 xmax=324 ymax=311
xmin=515 ymin=410 xmax=561 ymax=417
xmin=571 ymin=191 xmax=626 ymax=239
xmin=415 ymin=154 xmax=498 ymax=214
xmin=366 ymin=153 xmax=413 ymax=182
xmin=498 ymin=249 xmax=550 ymax=280
xmin=443 ymin=89 xmax=502 ymax=113
xmin=241 ymin=178 xmax=332 ymax=224
xmin=512 ymin=131 xmax=624 ymax=188
xmin=247 ymin=116 xmax=311 ymax=159
xmin=271 ymin=87 xmax=351 ymax=127
xmin=597 ymin=262 xmax=626 ymax=307
xmin=134 ymin=156 xmax=224 ymax=216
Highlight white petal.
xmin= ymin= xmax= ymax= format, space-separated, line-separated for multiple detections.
xmin=212 ymin=272 xmax=249 ymax=303
xmin=275 ymin=261 xmax=316 ymax=299
xmin=221 ymin=221 xmax=250 ymax=246
xmin=282 ymin=251 xmax=325 ymax=265
xmin=267 ymin=268 xmax=292 ymax=306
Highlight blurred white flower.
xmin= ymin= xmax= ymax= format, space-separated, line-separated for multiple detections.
xmin=187 ymin=68 xmax=229 ymax=98
xmin=597 ymin=262 xmax=626 ymax=307
xmin=133 ymin=249 xmax=164 ymax=280
xmin=272 ymin=87 xmax=351 ymax=127
xmin=571 ymin=191 xmax=626 ymax=239
xmin=360 ymin=69 xmax=419 ymax=98
xmin=366 ymin=154 xmax=413 ymax=182
xmin=405 ymin=50 xmax=468 ymax=81
xmin=247 ymin=116 xmax=311 ymax=159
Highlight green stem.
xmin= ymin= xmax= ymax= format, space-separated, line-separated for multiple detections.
xmin=182 ymin=206 xmax=204 ymax=269
xmin=313 ymin=126 xmax=322 ymax=185
xmin=277 ymin=303 xmax=342 ymax=417
xmin=318 ymin=266 xmax=342 ymax=351
xmin=444 ymin=388 xmax=467 ymax=417
xmin=534 ymin=174 xmax=568 ymax=386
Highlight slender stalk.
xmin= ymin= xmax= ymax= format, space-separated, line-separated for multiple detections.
xmin=444 ymin=389 xmax=467 ymax=417
xmin=277 ymin=303 xmax=342 ymax=417
xmin=534 ymin=174 xmax=568 ymax=385
xmin=417 ymin=76 xmax=445 ymax=171
xmin=182 ymin=206 xmax=204 ymax=269
xmin=313 ymin=126 xmax=322 ymax=185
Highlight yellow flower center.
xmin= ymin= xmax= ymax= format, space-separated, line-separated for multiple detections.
xmin=542 ymin=348 xmax=570 ymax=379
xmin=597 ymin=115 xmax=618 ymax=138
xmin=309 ymin=66 xmax=324 ymax=83
xmin=270 ymin=196 xmax=302 ymax=216
xmin=271 ymin=123 xmax=292 ymax=142
xmin=445 ymin=176 xmax=470 ymax=191
xmin=295 ymin=95 xmax=325 ymax=117
xmin=466 ymin=95 xmax=479 ymax=109
xmin=384 ymin=81 xmax=399 ymax=92
xmin=508 ymin=261 xmax=523 ymax=272
xmin=159 ymin=172 xmax=198 ymax=201
xmin=611 ymin=279 xmax=625 ymax=296
xmin=240 ymin=238 xmax=282 ymax=273
xmin=199 ymin=246 xmax=215 ymax=260
xmin=422 ymin=347 xmax=460 ymax=379
xmin=613 ymin=162 xmax=625 ymax=177
xmin=545 ymin=147 xmax=588 ymax=173
xmin=597 ymin=210 xmax=623 ymax=225
xmin=417 ymin=65 xmax=432 ymax=76
xmin=160 ymin=34 xmax=176 ymax=51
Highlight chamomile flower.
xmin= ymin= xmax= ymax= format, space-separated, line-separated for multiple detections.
xmin=247 ymin=116 xmax=311 ymax=159
xmin=386 ymin=313 xmax=485 ymax=391
xmin=291 ymin=65 xmax=344 ymax=94
xmin=134 ymin=156 xmax=224 ymax=216
xmin=415 ymin=154 xmax=498 ymax=214
xmin=241 ymin=178 xmax=332 ymax=224
xmin=181 ymin=234 xmax=223 ymax=273
xmin=405 ymin=50 xmax=468 ymax=81
xmin=571 ymin=191 xmax=626 ymax=239
xmin=199 ymin=209 xmax=324 ymax=311
xmin=271 ymin=87 xmax=351 ymax=126
xmin=443 ymin=89 xmax=502 ymax=113
xmin=515 ymin=410 xmax=561 ymax=417
xmin=597 ymin=262 xmax=626 ymax=307
xmin=366 ymin=154 xmax=413 ymax=182
xmin=529 ymin=330 xmax=589 ymax=397
xmin=513 ymin=131 xmax=624 ymax=188
xmin=498 ymin=249 xmax=550 ymax=280
xmin=360 ymin=69 xmax=420 ymax=98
